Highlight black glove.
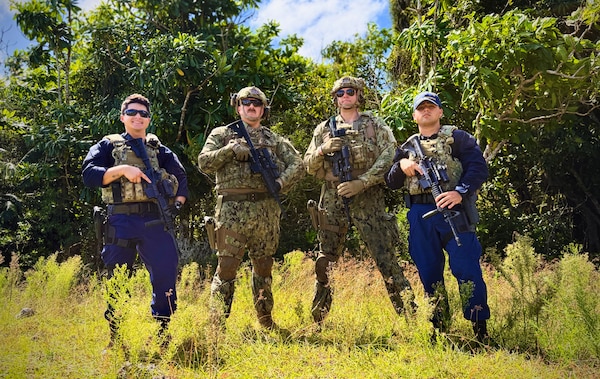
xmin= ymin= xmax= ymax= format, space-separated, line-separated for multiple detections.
xmin=274 ymin=181 xmax=281 ymax=193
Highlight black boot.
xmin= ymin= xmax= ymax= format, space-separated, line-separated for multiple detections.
xmin=472 ymin=320 xmax=490 ymax=344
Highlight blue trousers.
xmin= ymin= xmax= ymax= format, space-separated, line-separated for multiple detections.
xmin=102 ymin=213 xmax=178 ymax=318
xmin=407 ymin=204 xmax=489 ymax=321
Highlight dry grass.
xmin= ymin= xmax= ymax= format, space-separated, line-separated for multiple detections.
xmin=1 ymin=246 xmax=598 ymax=378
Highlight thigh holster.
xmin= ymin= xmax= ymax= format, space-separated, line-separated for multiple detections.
xmin=216 ymin=226 xmax=247 ymax=256
xmin=307 ymin=199 xmax=347 ymax=235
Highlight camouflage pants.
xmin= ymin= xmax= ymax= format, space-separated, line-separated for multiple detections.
xmin=312 ymin=185 xmax=413 ymax=321
xmin=213 ymin=197 xmax=281 ymax=260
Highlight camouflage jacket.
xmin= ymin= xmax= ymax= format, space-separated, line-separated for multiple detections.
xmin=198 ymin=122 xmax=305 ymax=193
xmin=303 ymin=112 xmax=397 ymax=189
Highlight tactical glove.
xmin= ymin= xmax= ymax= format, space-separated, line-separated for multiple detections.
xmin=337 ymin=180 xmax=365 ymax=198
xmin=319 ymin=137 xmax=343 ymax=155
xmin=227 ymin=139 xmax=251 ymax=161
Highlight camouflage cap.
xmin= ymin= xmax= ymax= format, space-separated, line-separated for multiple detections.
xmin=330 ymin=76 xmax=365 ymax=95
xmin=234 ymin=86 xmax=268 ymax=106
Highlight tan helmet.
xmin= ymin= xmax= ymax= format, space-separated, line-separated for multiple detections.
xmin=230 ymin=86 xmax=268 ymax=107
xmin=330 ymin=76 xmax=365 ymax=95
xmin=331 ymin=76 xmax=366 ymax=106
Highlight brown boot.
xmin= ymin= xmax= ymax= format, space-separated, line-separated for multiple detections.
xmin=252 ymin=273 xmax=276 ymax=329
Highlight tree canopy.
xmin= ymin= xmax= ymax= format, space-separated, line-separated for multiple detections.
xmin=1 ymin=0 xmax=599 ymax=268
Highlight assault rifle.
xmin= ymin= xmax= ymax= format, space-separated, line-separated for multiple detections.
xmin=326 ymin=117 xmax=354 ymax=225
xmin=129 ymin=138 xmax=180 ymax=252
xmin=403 ymin=135 xmax=462 ymax=246
xmin=227 ymin=120 xmax=285 ymax=215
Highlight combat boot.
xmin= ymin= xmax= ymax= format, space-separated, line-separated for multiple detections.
xmin=472 ymin=320 xmax=492 ymax=345
xmin=210 ymin=274 xmax=236 ymax=327
xmin=311 ymin=281 xmax=333 ymax=324
xmin=252 ymin=273 xmax=276 ymax=329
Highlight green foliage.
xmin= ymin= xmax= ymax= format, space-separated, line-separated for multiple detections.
xmin=23 ymin=254 xmax=83 ymax=303
xmin=2 ymin=0 xmax=600 ymax=270
xmin=491 ymin=235 xmax=551 ymax=350
xmin=2 ymin=250 xmax=600 ymax=377
xmin=539 ymin=245 xmax=600 ymax=363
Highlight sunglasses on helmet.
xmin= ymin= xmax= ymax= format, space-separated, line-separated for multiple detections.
xmin=122 ymin=109 xmax=151 ymax=118
xmin=335 ymin=88 xmax=356 ymax=97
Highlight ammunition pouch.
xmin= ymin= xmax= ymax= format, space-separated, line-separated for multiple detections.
xmin=204 ymin=216 xmax=216 ymax=250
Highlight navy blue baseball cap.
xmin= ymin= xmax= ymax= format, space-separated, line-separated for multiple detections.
xmin=413 ymin=91 xmax=442 ymax=110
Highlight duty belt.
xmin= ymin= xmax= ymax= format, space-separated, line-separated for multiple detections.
xmin=221 ymin=192 xmax=271 ymax=202
xmin=409 ymin=193 xmax=435 ymax=204
xmin=107 ymin=202 xmax=159 ymax=215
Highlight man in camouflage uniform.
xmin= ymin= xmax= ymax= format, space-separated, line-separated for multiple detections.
xmin=198 ymin=86 xmax=304 ymax=328
xmin=304 ymin=76 xmax=414 ymax=324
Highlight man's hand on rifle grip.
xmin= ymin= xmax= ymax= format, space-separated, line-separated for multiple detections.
xmin=399 ymin=158 xmax=423 ymax=177
xmin=318 ymin=137 xmax=343 ymax=155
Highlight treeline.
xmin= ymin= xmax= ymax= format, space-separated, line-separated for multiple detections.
xmin=1 ymin=0 xmax=599 ymax=270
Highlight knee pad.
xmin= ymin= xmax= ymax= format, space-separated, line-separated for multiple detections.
xmin=216 ymin=256 xmax=240 ymax=281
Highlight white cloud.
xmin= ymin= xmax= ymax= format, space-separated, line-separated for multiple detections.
xmin=248 ymin=0 xmax=389 ymax=61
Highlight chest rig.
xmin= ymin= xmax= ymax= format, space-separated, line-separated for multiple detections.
xmin=101 ymin=134 xmax=178 ymax=204
xmin=322 ymin=115 xmax=380 ymax=181
xmin=405 ymin=125 xmax=463 ymax=195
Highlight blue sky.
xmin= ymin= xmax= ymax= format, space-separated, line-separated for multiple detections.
xmin=1 ymin=0 xmax=391 ymax=64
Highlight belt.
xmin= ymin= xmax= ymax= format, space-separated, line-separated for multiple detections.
xmin=409 ymin=193 xmax=435 ymax=204
xmin=221 ymin=193 xmax=272 ymax=202
xmin=108 ymin=202 xmax=159 ymax=215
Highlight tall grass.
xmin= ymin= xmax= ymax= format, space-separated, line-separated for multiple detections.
xmin=1 ymin=239 xmax=599 ymax=378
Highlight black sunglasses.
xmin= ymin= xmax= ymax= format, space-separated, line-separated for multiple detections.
xmin=335 ymin=88 xmax=356 ymax=97
xmin=241 ymin=98 xmax=264 ymax=107
xmin=123 ymin=109 xmax=151 ymax=118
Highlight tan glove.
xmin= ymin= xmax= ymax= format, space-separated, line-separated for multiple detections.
xmin=337 ymin=180 xmax=366 ymax=198
xmin=227 ymin=139 xmax=251 ymax=161
xmin=319 ymin=137 xmax=343 ymax=155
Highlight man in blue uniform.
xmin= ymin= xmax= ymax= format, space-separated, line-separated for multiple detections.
xmin=385 ymin=91 xmax=491 ymax=343
xmin=82 ymin=93 xmax=188 ymax=345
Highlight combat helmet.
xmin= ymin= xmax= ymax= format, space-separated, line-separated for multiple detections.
xmin=330 ymin=76 xmax=366 ymax=106
xmin=230 ymin=86 xmax=268 ymax=107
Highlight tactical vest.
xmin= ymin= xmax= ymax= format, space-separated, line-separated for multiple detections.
xmin=322 ymin=115 xmax=379 ymax=181
xmin=101 ymin=133 xmax=178 ymax=204
xmin=405 ymin=125 xmax=463 ymax=195
xmin=216 ymin=126 xmax=281 ymax=190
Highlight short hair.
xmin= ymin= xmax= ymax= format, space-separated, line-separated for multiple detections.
xmin=121 ymin=94 xmax=150 ymax=113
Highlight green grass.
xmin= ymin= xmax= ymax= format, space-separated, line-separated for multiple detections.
xmin=1 ymin=241 xmax=599 ymax=378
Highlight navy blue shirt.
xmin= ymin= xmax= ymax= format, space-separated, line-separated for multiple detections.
xmin=82 ymin=133 xmax=189 ymax=198
xmin=385 ymin=129 xmax=488 ymax=194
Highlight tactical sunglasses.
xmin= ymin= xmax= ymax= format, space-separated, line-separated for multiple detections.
xmin=335 ymin=88 xmax=356 ymax=97
xmin=241 ymin=98 xmax=264 ymax=107
xmin=123 ymin=109 xmax=151 ymax=118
